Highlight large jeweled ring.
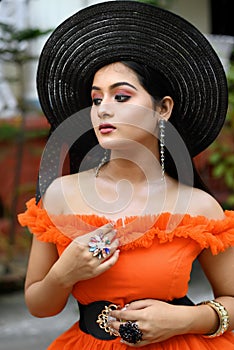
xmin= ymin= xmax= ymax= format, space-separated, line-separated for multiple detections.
xmin=88 ymin=233 xmax=111 ymax=259
xmin=119 ymin=321 xmax=143 ymax=344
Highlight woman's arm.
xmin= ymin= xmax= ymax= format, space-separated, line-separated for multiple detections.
xmin=176 ymin=246 xmax=234 ymax=336
xmin=24 ymin=175 xmax=119 ymax=318
xmin=25 ymin=226 xmax=119 ymax=318
xmin=24 ymin=237 xmax=72 ymax=317
xmin=166 ymin=246 xmax=234 ymax=336
xmin=197 ymin=246 xmax=234 ymax=331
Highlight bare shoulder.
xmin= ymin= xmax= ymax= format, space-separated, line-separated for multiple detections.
xmin=188 ymin=187 xmax=224 ymax=220
xmin=42 ymin=169 xmax=95 ymax=215
xmin=42 ymin=175 xmax=70 ymax=215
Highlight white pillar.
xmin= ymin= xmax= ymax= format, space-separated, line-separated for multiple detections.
xmin=0 ymin=0 xmax=29 ymax=117
xmin=25 ymin=0 xmax=90 ymax=104
xmin=205 ymin=35 xmax=234 ymax=74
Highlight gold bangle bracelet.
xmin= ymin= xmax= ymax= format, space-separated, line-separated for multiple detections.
xmin=199 ymin=300 xmax=229 ymax=338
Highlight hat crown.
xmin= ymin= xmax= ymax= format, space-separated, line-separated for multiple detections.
xmin=37 ymin=0 xmax=228 ymax=157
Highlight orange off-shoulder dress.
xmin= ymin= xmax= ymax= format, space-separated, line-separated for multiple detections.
xmin=18 ymin=198 xmax=234 ymax=350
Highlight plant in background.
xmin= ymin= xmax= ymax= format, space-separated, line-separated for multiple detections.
xmin=0 ymin=23 xmax=51 ymax=61
xmin=209 ymin=55 xmax=234 ymax=208
xmin=0 ymin=21 xmax=52 ymax=237
xmin=0 ymin=22 xmax=52 ymax=109
xmin=0 ymin=20 xmax=52 ymax=289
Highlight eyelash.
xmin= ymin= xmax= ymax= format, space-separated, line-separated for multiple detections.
xmin=92 ymin=94 xmax=131 ymax=106
xmin=92 ymin=98 xmax=102 ymax=106
xmin=115 ymin=94 xmax=131 ymax=102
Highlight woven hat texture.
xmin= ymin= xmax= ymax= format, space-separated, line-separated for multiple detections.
xmin=37 ymin=0 xmax=228 ymax=157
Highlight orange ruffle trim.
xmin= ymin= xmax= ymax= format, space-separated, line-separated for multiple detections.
xmin=18 ymin=198 xmax=234 ymax=254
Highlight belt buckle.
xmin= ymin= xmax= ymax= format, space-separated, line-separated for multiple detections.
xmin=96 ymin=303 xmax=119 ymax=336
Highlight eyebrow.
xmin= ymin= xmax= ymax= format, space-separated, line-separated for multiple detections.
xmin=91 ymin=82 xmax=138 ymax=91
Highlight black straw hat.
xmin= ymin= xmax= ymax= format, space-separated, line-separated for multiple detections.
xmin=37 ymin=0 xmax=228 ymax=157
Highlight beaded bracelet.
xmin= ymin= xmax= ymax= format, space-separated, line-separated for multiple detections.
xmin=199 ymin=300 xmax=229 ymax=338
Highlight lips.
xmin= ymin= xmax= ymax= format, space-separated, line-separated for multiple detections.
xmin=99 ymin=123 xmax=116 ymax=134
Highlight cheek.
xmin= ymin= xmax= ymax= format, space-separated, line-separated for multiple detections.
xmin=121 ymin=105 xmax=157 ymax=134
xmin=90 ymin=107 xmax=99 ymax=128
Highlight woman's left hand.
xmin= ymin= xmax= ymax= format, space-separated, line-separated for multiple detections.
xmin=109 ymin=299 xmax=188 ymax=347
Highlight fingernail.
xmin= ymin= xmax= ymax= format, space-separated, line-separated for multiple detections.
xmin=121 ymin=304 xmax=129 ymax=311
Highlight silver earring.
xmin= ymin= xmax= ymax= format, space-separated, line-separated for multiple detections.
xmin=95 ymin=149 xmax=109 ymax=177
xmin=158 ymin=119 xmax=166 ymax=179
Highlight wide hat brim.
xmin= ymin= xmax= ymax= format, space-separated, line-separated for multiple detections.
xmin=37 ymin=0 xmax=228 ymax=157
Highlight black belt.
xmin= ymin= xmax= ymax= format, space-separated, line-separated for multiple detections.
xmin=78 ymin=296 xmax=194 ymax=340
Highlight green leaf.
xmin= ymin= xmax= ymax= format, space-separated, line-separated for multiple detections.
xmin=209 ymin=152 xmax=221 ymax=164
xmin=226 ymin=154 xmax=234 ymax=164
xmin=212 ymin=163 xmax=226 ymax=178
xmin=225 ymin=171 xmax=234 ymax=188
xmin=226 ymin=194 xmax=234 ymax=207
xmin=11 ymin=28 xmax=52 ymax=41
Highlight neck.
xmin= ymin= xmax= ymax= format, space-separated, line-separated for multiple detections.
xmin=99 ymin=147 xmax=163 ymax=184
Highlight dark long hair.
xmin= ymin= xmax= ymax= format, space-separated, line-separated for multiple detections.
xmin=36 ymin=60 xmax=212 ymax=203
xmin=121 ymin=61 xmax=212 ymax=194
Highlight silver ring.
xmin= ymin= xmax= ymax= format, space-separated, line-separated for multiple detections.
xmin=88 ymin=233 xmax=111 ymax=259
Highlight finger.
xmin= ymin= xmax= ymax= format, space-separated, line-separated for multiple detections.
xmin=103 ymin=229 xmax=118 ymax=244
xmin=103 ymin=229 xmax=117 ymax=246
xmin=89 ymin=224 xmax=117 ymax=243
xmin=93 ymin=237 xmax=119 ymax=262
xmin=110 ymin=308 xmax=141 ymax=322
xmin=95 ymin=249 xmax=120 ymax=274
xmin=94 ymin=223 xmax=115 ymax=236
xmin=89 ymin=230 xmax=119 ymax=258
xmin=108 ymin=320 xmax=122 ymax=331
xmin=110 ymin=238 xmax=119 ymax=251
xmin=105 ymin=237 xmax=119 ymax=255
xmin=74 ymin=224 xmax=116 ymax=246
xmin=88 ymin=229 xmax=117 ymax=245
xmin=120 ymin=339 xmax=148 ymax=347
xmin=126 ymin=299 xmax=153 ymax=310
xmin=115 ymin=321 xmax=145 ymax=347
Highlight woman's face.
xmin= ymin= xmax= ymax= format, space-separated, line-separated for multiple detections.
xmin=90 ymin=62 xmax=160 ymax=151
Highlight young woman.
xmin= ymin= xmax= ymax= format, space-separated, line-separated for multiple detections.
xmin=18 ymin=1 xmax=234 ymax=349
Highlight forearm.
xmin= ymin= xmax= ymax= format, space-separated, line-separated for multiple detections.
xmin=215 ymin=296 xmax=234 ymax=330
xmin=178 ymin=296 xmax=234 ymax=336
xmin=24 ymin=225 xmax=118 ymax=318
xmin=25 ymin=265 xmax=73 ymax=318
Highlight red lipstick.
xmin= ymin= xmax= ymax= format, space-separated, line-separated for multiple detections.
xmin=99 ymin=123 xmax=116 ymax=134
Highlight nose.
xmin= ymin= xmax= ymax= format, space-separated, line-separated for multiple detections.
xmin=97 ymin=102 xmax=114 ymax=119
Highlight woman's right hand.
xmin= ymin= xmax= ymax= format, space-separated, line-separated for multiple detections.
xmin=51 ymin=223 xmax=119 ymax=289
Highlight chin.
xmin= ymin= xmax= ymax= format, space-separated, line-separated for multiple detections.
xmin=98 ymin=138 xmax=129 ymax=150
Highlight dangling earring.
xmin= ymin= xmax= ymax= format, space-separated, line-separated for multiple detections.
xmin=158 ymin=118 xmax=166 ymax=180
xmin=95 ymin=149 xmax=109 ymax=177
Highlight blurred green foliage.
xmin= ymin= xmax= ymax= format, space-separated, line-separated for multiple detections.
xmin=209 ymin=57 xmax=234 ymax=208
xmin=0 ymin=122 xmax=48 ymax=142
xmin=0 ymin=22 xmax=52 ymax=64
